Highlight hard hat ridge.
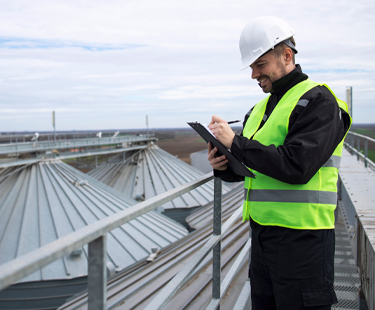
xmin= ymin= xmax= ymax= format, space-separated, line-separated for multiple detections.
xmin=239 ymin=16 xmax=296 ymax=70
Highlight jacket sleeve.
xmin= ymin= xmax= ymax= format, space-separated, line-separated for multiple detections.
xmin=213 ymin=166 xmax=245 ymax=182
xmin=230 ymin=86 xmax=351 ymax=184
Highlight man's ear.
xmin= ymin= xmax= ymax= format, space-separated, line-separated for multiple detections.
xmin=284 ymin=47 xmax=293 ymax=65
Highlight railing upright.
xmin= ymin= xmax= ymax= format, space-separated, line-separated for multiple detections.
xmin=364 ymin=139 xmax=368 ymax=168
xmin=88 ymin=235 xmax=107 ymax=310
xmin=357 ymin=136 xmax=360 ymax=161
xmin=212 ymin=177 xmax=222 ymax=309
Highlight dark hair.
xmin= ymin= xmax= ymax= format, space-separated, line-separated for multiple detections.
xmin=271 ymin=36 xmax=296 ymax=64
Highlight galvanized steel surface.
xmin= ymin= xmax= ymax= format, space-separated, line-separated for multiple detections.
xmin=333 ymin=203 xmax=363 ymax=310
xmin=0 ymin=160 xmax=189 ymax=285
xmin=58 ymin=207 xmax=250 ymax=310
xmin=143 ymin=206 xmax=243 ymax=310
xmin=88 ymin=145 xmax=231 ymax=209
xmin=0 ymin=144 xmax=149 ymax=169
xmin=0 ymin=134 xmax=156 ymax=155
xmin=186 ymin=184 xmax=244 ymax=230
xmin=339 ymin=148 xmax=375 ymax=309
xmin=345 ymin=132 xmax=375 ymax=170
xmin=57 ymin=177 xmax=363 ymax=310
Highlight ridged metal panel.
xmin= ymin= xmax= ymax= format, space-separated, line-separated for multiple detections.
xmin=58 ymin=205 xmax=250 ymax=310
xmin=88 ymin=145 xmax=231 ymax=210
xmin=57 ymin=182 xmax=365 ymax=310
xmin=186 ymin=183 xmax=244 ymax=230
xmin=333 ymin=204 xmax=363 ymax=310
xmin=0 ymin=160 xmax=188 ymax=283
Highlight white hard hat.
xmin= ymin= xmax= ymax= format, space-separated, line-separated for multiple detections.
xmin=239 ymin=16 xmax=297 ymax=70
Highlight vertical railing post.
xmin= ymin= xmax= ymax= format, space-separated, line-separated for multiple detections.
xmin=357 ymin=137 xmax=360 ymax=161
xmin=352 ymin=134 xmax=355 ymax=149
xmin=364 ymin=139 xmax=368 ymax=168
xmin=88 ymin=235 xmax=107 ymax=310
xmin=213 ymin=177 xmax=222 ymax=308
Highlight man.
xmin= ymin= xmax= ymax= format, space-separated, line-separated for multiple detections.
xmin=207 ymin=16 xmax=351 ymax=310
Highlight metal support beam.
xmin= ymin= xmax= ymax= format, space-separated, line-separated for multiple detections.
xmin=212 ymin=177 xmax=222 ymax=309
xmin=88 ymin=235 xmax=107 ymax=310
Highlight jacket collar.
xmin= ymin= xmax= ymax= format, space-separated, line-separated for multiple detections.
xmin=271 ymin=64 xmax=308 ymax=100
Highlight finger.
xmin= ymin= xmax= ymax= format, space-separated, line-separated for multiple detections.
xmin=210 ymin=115 xmax=224 ymax=125
xmin=212 ymin=159 xmax=228 ymax=170
xmin=208 ymin=146 xmax=218 ymax=160
xmin=209 ymin=151 xmax=226 ymax=163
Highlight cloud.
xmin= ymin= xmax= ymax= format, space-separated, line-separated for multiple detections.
xmin=0 ymin=0 xmax=374 ymax=130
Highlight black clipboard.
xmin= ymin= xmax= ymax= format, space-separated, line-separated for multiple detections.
xmin=188 ymin=122 xmax=255 ymax=178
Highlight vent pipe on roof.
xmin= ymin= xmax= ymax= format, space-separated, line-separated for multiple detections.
xmin=74 ymin=178 xmax=88 ymax=187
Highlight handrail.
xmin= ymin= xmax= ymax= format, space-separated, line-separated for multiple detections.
xmin=144 ymin=189 xmax=243 ymax=309
xmin=0 ymin=135 xmax=156 ymax=155
xmin=0 ymin=173 xmax=213 ymax=293
xmin=345 ymin=131 xmax=375 ymax=169
xmin=0 ymin=173 xmax=251 ymax=309
xmin=347 ymin=131 xmax=375 ymax=144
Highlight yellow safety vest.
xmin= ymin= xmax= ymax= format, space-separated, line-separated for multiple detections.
xmin=242 ymin=79 xmax=351 ymax=229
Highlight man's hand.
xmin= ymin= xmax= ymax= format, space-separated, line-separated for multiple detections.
xmin=208 ymin=142 xmax=228 ymax=171
xmin=208 ymin=115 xmax=235 ymax=149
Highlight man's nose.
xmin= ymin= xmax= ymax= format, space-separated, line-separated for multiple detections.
xmin=251 ymin=68 xmax=259 ymax=80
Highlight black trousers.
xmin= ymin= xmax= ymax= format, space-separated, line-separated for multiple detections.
xmin=249 ymin=219 xmax=338 ymax=310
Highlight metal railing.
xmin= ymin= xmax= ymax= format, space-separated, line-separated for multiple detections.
xmin=0 ymin=134 xmax=156 ymax=156
xmin=344 ymin=131 xmax=375 ymax=170
xmin=0 ymin=130 xmax=156 ymax=144
xmin=0 ymin=174 xmax=250 ymax=310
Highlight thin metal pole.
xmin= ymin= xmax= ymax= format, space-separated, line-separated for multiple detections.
xmin=352 ymin=134 xmax=355 ymax=149
xmin=212 ymin=177 xmax=222 ymax=308
xmin=95 ymin=155 xmax=98 ymax=168
xmin=364 ymin=139 xmax=368 ymax=168
xmin=357 ymin=137 xmax=360 ymax=161
xmin=88 ymin=235 xmax=107 ymax=310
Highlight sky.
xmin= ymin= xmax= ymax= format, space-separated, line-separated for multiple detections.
xmin=0 ymin=0 xmax=374 ymax=131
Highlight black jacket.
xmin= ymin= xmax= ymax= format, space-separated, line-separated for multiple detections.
xmin=215 ymin=65 xmax=351 ymax=184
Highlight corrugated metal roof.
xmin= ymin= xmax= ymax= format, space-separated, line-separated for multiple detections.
xmin=88 ymin=145 xmax=231 ymax=210
xmin=186 ymin=183 xmax=244 ymax=230
xmin=58 ymin=194 xmax=250 ymax=310
xmin=0 ymin=160 xmax=188 ymax=283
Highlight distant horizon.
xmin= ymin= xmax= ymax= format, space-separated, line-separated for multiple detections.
xmin=1 ymin=123 xmax=374 ymax=135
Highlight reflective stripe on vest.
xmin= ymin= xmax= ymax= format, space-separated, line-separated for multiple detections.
xmin=244 ymin=188 xmax=337 ymax=205
xmin=242 ymin=79 xmax=352 ymax=229
xmin=322 ymin=155 xmax=341 ymax=168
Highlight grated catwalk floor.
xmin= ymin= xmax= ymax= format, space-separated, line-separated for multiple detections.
xmin=333 ymin=201 xmax=368 ymax=310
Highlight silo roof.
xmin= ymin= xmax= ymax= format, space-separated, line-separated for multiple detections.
xmin=88 ymin=145 xmax=231 ymax=210
xmin=0 ymin=160 xmax=188 ymax=283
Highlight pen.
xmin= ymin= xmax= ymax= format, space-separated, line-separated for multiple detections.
xmin=227 ymin=120 xmax=241 ymax=124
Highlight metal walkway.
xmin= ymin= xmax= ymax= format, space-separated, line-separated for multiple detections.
xmin=333 ymin=202 xmax=364 ymax=310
